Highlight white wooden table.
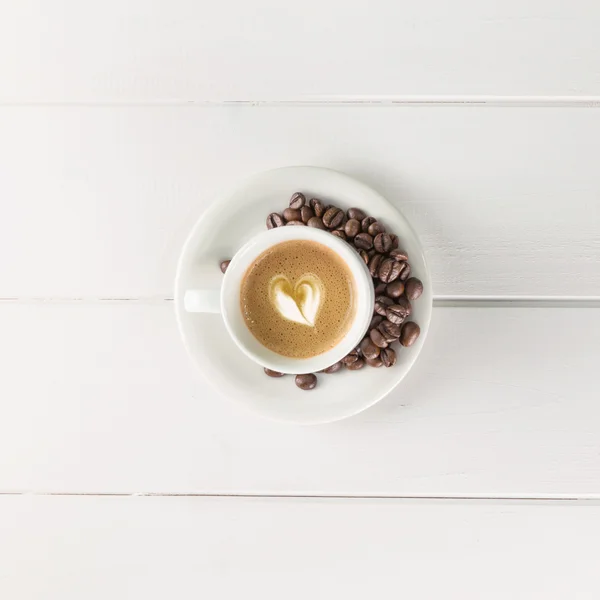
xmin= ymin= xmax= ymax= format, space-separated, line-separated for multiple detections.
xmin=2 ymin=2 xmax=600 ymax=598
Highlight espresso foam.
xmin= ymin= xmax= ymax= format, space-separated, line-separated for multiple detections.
xmin=240 ymin=240 xmax=356 ymax=359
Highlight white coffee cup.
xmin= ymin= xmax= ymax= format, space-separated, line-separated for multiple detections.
xmin=183 ymin=226 xmax=375 ymax=374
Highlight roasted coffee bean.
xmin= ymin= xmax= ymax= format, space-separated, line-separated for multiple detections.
xmin=380 ymin=347 xmax=397 ymax=368
xmin=331 ymin=229 xmax=347 ymax=240
xmin=360 ymin=337 xmax=380 ymax=360
xmin=295 ymin=373 xmax=317 ymax=390
xmin=366 ymin=355 xmax=383 ymax=368
xmin=400 ymin=321 xmax=420 ymax=347
xmin=399 ymin=262 xmax=411 ymax=281
xmin=348 ymin=207 xmax=367 ymax=221
xmin=346 ymin=357 xmax=365 ymax=370
xmin=356 ymin=248 xmax=369 ymax=265
xmin=368 ymin=221 xmax=386 ymax=237
xmin=354 ymin=233 xmax=373 ymax=250
xmin=310 ymin=198 xmax=326 ymax=217
xmin=389 ymin=249 xmax=409 ymax=262
xmin=369 ymin=314 xmax=383 ymax=330
xmin=342 ymin=351 xmax=360 ymax=365
xmin=264 ymin=368 xmax=284 ymax=377
xmin=344 ymin=218 xmax=361 ymax=238
xmin=404 ymin=277 xmax=423 ymax=301
xmin=300 ymin=205 xmax=314 ymax=223
xmin=361 ymin=216 xmax=377 ymax=231
xmin=283 ymin=207 xmax=301 ymax=222
xmin=380 ymin=319 xmax=402 ymax=341
xmin=323 ymin=206 xmax=344 ymax=229
xmin=374 ymin=233 xmax=393 ymax=253
xmin=386 ymin=297 xmax=412 ymax=324
xmin=389 ymin=234 xmax=399 ymax=250
xmin=335 ymin=213 xmax=348 ymax=230
xmin=369 ymin=328 xmax=389 ymax=349
xmin=289 ymin=192 xmax=306 ymax=209
xmin=307 ymin=216 xmax=326 ymax=229
xmin=384 ymin=277 xmax=403 ymax=297
xmin=220 ymin=260 xmax=231 ymax=273
xmin=374 ymin=295 xmax=394 ymax=316
xmin=374 ymin=282 xmax=387 ymax=295
xmin=368 ymin=253 xmax=383 ymax=277
xmin=266 ymin=212 xmax=285 ymax=229
xmin=321 ymin=361 xmax=343 ymax=374
xmin=378 ymin=257 xmax=403 ymax=283
xmin=286 ymin=220 xmax=306 ymax=226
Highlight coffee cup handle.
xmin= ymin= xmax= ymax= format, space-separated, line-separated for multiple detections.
xmin=184 ymin=289 xmax=221 ymax=313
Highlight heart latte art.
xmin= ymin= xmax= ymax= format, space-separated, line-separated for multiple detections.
xmin=270 ymin=274 xmax=322 ymax=327
xmin=240 ymin=240 xmax=356 ymax=359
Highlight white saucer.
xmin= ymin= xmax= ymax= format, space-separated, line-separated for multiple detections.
xmin=175 ymin=167 xmax=432 ymax=424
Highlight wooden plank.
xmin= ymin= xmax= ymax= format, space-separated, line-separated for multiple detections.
xmin=1 ymin=495 xmax=599 ymax=599
xmin=1 ymin=106 xmax=599 ymax=298
xmin=1 ymin=303 xmax=599 ymax=496
xmin=1 ymin=1 xmax=600 ymax=101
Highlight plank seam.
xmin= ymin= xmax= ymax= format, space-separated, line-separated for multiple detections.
xmin=1 ymin=492 xmax=600 ymax=503
xmin=2 ymin=96 xmax=600 ymax=108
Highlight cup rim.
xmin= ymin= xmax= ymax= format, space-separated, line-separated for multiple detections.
xmin=220 ymin=226 xmax=375 ymax=374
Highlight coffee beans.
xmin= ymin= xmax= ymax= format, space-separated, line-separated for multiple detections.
xmin=283 ymin=207 xmax=301 ymax=222
xmin=360 ymin=337 xmax=380 ymax=360
xmin=323 ymin=207 xmax=344 ymax=229
xmin=257 ymin=192 xmax=424 ymax=389
xmin=354 ymin=233 xmax=373 ymax=250
xmin=380 ymin=347 xmax=397 ymax=367
xmin=369 ymin=314 xmax=383 ymax=330
xmin=369 ymin=328 xmax=389 ymax=349
xmin=358 ymin=249 xmax=370 ymax=265
xmin=378 ymin=257 xmax=403 ymax=283
xmin=404 ymin=277 xmax=423 ymax=301
xmin=264 ymin=368 xmax=284 ymax=377
xmin=310 ymin=198 xmax=326 ymax=217
xmin=266 ymin=213 xmax=285 ymax=229
xmin=300 ymin=205 xmax=314 ymax=223
xmin=307 ymin=216 xmax=326 ymax=229
xmin=321 ymin=361 xmax=343 ymax=374
xmin=220 ymin=260 xmax=231 ymax=273
xmin=295 ymin=373 xmax=317 ymax=390
xmin=368 ymin=253 xmax=383 ymax=277
xmin=400 ymin=322 xmax=420 ymax=347
xmin=399 ymin=262 xmax=411 ymax=281
xmin=342 ymin=349 xmax=360 ymax=365
xmin=347 ymin=207 xmax=366 ymax=221
xmin=386 ymin=297 xmax=411 ymax=324
xmin=374 ymin=295 xmax=393 ymax=316
xmin=368 ymin=222 xmax=386 ymax=237
xmin=344 ymin=219 xmax=361 ymax=238
xmin=346 ymin=357 xmax=365 ymax=370
xmin=366 ymin=356 xmax=383 ymax=368
xmin=390 ymin=248 xmax=409 ymax=262
xmin=289 ymin=192 xmax=306 ymax=210
xmin=374 ymin=233 xmax=393 ymax=253
xmin=380 ymin=319 xmax=401 ymax=341
xmin=386 ymin=280 xmax=405 ymax=298
xmin=361 ymin=216 xmax=377 ymax=231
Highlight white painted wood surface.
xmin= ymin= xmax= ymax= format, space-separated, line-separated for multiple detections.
xmin=1 ymin=303 xmax=598 ymax=496
xmin=2 ymin=495 xmax=600 ymax=600
xmin=1 ymin=106 xmax=600 ymax=298
xmin=2 ymin=0 xmax=600 ymax=101
xmin=3 ymin=1 xmax=600 ymax=597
